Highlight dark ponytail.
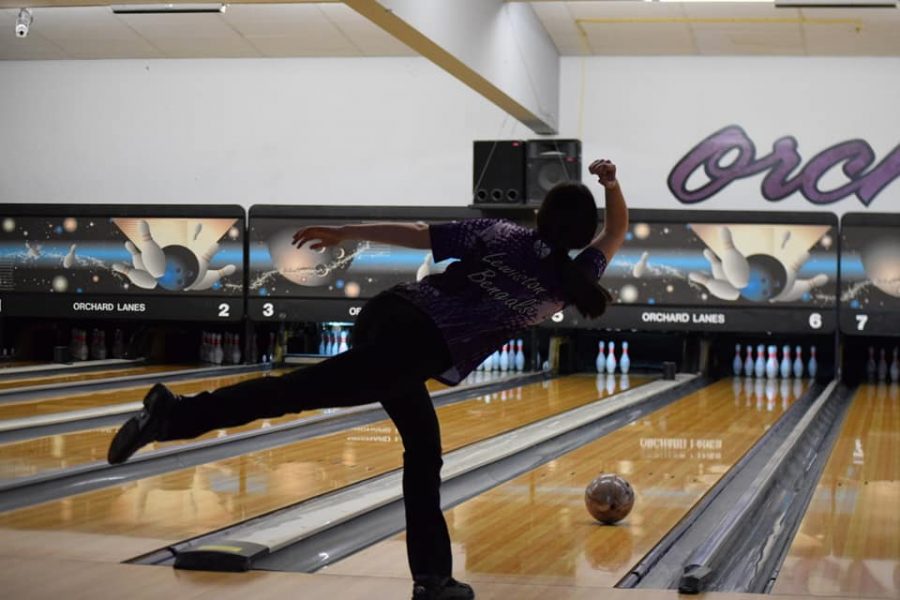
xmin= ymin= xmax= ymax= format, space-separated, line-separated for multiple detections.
xmin=537 ymin=182 xmax=612 ymax=319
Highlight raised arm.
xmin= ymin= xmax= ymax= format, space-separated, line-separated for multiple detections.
xmin=292 ymin=222 xmax=431 ymax=251
xmin=587 ymin=159 xmax=629 ymax=261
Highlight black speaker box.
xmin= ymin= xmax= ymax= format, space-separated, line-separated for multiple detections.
xmin=472 ymin=140 xmax=526 ymax=204
xmin=526 ymin=139 xmax=581 ymax=203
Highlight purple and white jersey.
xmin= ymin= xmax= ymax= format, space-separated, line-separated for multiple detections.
xmin=392 ymin=219 xmax=607 ymax=385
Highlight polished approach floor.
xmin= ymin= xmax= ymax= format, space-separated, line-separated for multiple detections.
xmin=0 ymin=363 xmax=896 ymax=600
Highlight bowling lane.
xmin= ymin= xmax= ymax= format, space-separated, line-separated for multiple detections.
xmin=772 ymin=383 xmax=900 ymax=599
xmin=0 ymin=375 xmax=648 ymax=563
xmin=0 ymin=369 xmax=295 ymax=480
xmin=0 ymin=364 xmax=192 ymax=392
xmin=323 ymin=377 xmax=810 ymax=588
xmin=0 ymin=373 xmax=485 ymax=479
xmin=0 ymin=367 xmax=289 ymax=421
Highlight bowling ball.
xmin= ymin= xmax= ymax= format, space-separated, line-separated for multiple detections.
xmin=585 ymin=473 xmax=634 ymax=524
xmin=739 ymin=254 xmax=787 ymax=302
xmin=157 ymin=245 xmax=199 ymax=291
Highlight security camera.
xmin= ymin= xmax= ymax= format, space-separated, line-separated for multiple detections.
xmin=15 ymin=8 xmax=32 ymax=39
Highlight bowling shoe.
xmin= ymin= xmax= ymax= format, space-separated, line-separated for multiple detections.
xmin=411 ymin=576 xmax=474 ymax=600
xmin=107 ymin=383 xmax=178 ymax=464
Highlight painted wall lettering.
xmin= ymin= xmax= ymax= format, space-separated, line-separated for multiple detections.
xmin=668 ymin=125 xmax=900 ymax=206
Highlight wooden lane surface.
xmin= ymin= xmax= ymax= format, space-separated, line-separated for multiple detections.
xmin=0 ymin=374 xmax=647 ymax=563
xmin=0 ymin=373 xmax=451 ymax=479
xmin=0 ymin=367 xmax=295 ymax=421
xmin=0 ymin=556 xmax=835 ymax=600
xmin=0 ymin=364 xmax=191 ymax=392
xmin=324 ymin=377 xmax=810 ymax=588
xmin=772 ymin=382 xmax=900 ymax=599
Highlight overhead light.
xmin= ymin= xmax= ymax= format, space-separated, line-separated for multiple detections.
xmin=776 ymin=0 xmax=897 ymax=6
xmin=111 ymin=3 xmax=227 ymax=15
xmin=646 ymin=0 xmax=774 ymax=3
xmin=15 ymin=8 xmax=32 ymax=38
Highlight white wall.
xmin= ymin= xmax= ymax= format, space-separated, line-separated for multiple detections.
xmin=1 ymin=55 xmax=898 ymax=213
xmin=559 ymin=56 xmax=900 ymax=214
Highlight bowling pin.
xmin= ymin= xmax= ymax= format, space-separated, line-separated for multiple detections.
xmin=596 ymin=341 xmax=606 ymax=374
xmin=491 ymin=350 xmax=500 ymax=371
xmin=136 ymin=220 xmax=166 ymax=278
xmin=808 ymin=346 xmax=818 ymax=378
xmin=124 ymin=241 xmax=146 ymax=271
xmin=688 ymin=272 xmax=740 ymax=301
xmin=514 ymin=339 xmax=525 ymax=372
xmin=63 ymin=244 xmax=77 ymax=268
xmin=793 ymin=345 xmax=804 ymax=378
xmin=765 ymin=345 xmax=778 ymax=379
xmin=499 ymin=343 xmax=510 ymax=372
xmin=877 ymin=348 xmax=888 ymax=382
xmin=703 ymin=248 xmax=727 ymax=282
xmin=416 ymin=252 xmax=435 ymax=282
xmin=605 ymin=341 xmax=617 ymax=374
xmin=192 ymin=222 xmax=203 ymax=241
xmin=214 ymin=334 xmax=224 ymax=365
xmin=318 ymin=329 xmax=326 ymax=355
xmin=112 ymin=263 xmax=158 ymax=289
xmin=780 ymin=345 xmax=792 ymax=379
xmin=325 ymin=332 xmax=335 ymax=356
xmin=890 ymin=348 xmax=899 ymax=383
xmin=754 ymin=344 xmax=766 ymax=378
xmin=632 ymin=252 xmax=649 ymax=278
xmin=781 ymin=230 xmax=791 ymax=249
xmin=719 ymin=226 xmax=750 ymax=289
xmin=866 ymin=347 xmax=877 ymax=381
xmin=732 ymin=344 xmax=743 ymax=377
xmin=189 ymin=264 xmax=236 ymax=292
xmin=620 ymin=341 xmax=631 ymax=375
xmin=338 ymin=331 xmax=349 ymax=354
xmin=744 ymin=344 xmax=754 ymax=377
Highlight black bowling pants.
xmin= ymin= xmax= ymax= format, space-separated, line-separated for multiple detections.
xmin=162 ymin=292 xmax=454 ymax=578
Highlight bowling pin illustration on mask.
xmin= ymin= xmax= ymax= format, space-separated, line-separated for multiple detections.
xmin=689 ymin=248 xmax=740 ymax=301
xmin=112 ymin=263 xmax=158 ymax=290
xmin=137 ymin=220 xmax=166 ymax=278
xmin=416 ymin=252 xmax=435 ymax=282
xmin=62 ymin=244 xmax=77 ymax=268
xmin=632 ymin=252 xmax=649 ymax=278
xmin=719 ymin=226 xmax=750 ymax=289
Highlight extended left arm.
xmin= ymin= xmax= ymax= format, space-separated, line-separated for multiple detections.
xmin=293 ymin=222 xmax=431 ymax=251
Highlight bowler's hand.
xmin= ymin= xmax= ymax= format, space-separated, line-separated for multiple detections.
xmin=292 ymin=226 xmax=344 ymax=251
xmin=589 ymin=159 xmax=618 ymax=189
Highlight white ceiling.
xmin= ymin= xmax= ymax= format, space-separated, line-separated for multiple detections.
xmin=0 ymin=1 xmax=898 ymax=60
